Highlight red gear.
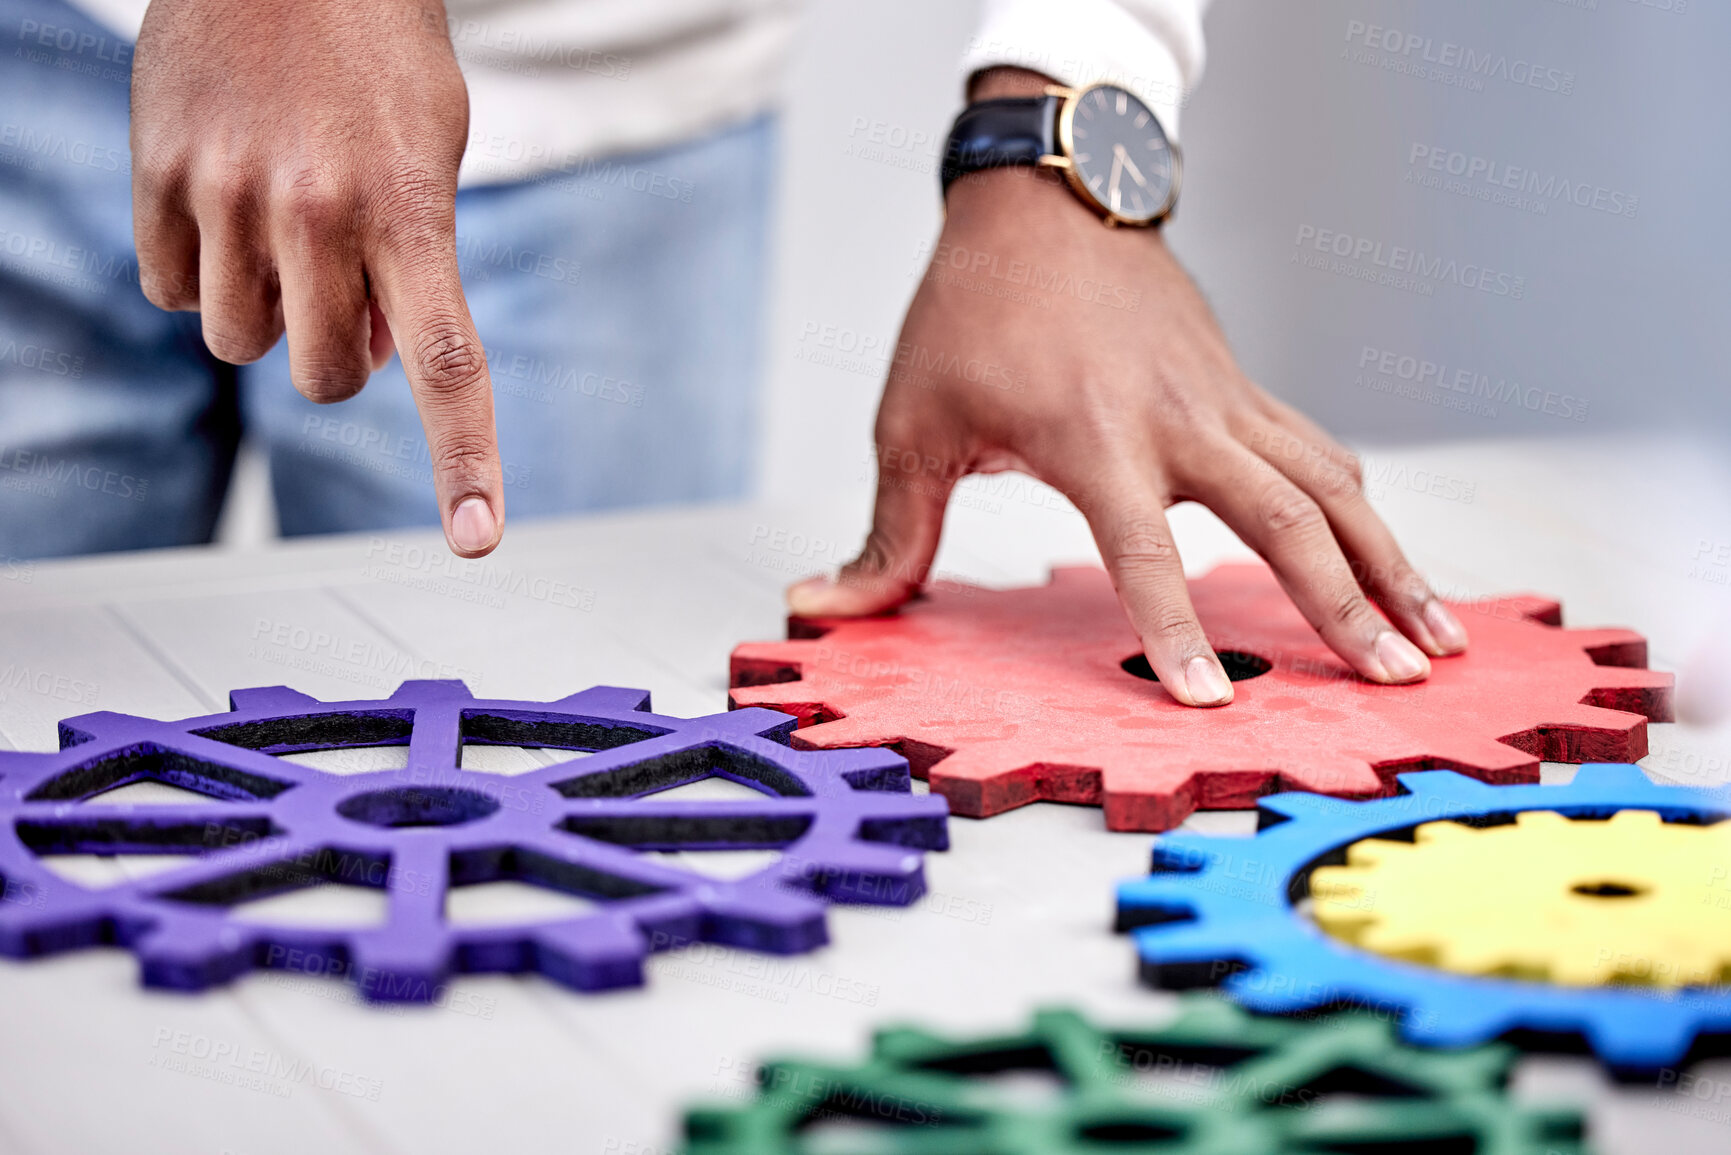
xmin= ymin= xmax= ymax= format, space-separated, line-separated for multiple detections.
xmin=729 ymin=564 xmax=1673 ymax=832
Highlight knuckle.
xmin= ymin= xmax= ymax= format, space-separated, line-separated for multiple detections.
xmin=192 ymin=159 xmax=259 ymax=217
xmin=431 ymin=436 xmax=495 ymax=485
xmin=1110 ymin=518 xmax=1177 ymax=567
xmin=1365 ymin=558 xmax=1429 ymax=610
xmin=274 ymin=166 xmax=354 ymax=240
xmin=409 ymin=323 xmax=487 ymax=399
xmin=1145 ymin=608 xmax=1202 ymax=644
xmin=1325 ymin=581 xmax=1376 ymax=630
xmin=131 ymin=142 xmax=187 ymax=205
xmin=1304 ymin=455 xmax=1364 ymax=503
xmin=368 ymin=166 xmax=451 ymax=240
xmin=1256 ymin=484 xmax=1326 ymax=537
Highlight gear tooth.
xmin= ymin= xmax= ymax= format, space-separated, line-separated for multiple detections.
xmin=1258 ymin=790 xmax=1359 ymax=824
xmin=927 ymin=743 xmax=1073 ymax=821
xmin=1401 ymin=736 xmax=1540 ymax=784
xmin=1148 ymin=834 xmax=1215 ymax=874
xmin=1132 ymin=920 xmax=1260 ymax=969
xmin=700 ymin=886 xmax=830 ymax=955
xmin=786 ymin=714 xmax=900 ymax=751
xmin=1117 ymin=875 xmax=1204 ymax=911
xmin=388 ymin=679 xmax=475 ymax=701
xmin=1584 ymin=665 xmax=1674 ymax=723
xmin=1512 ymin=703 xmax=1651 ymax=763
xmin=728 ymin=641 xmax=812 ymax=689
xmin=1394 ymin=769 xmax=1494 ymax=805
xmin=1397 ymin=991 xmax=1521 ymax=1050
xmin=1348 ymin=834 xmax=1419 ymax=860
xmin=1308 ymin=865 xmax=1368 ymax=896
xmin=727 ymin=689 xmax=839 ymax=732
xmin=873 ymin=1024 xmax=950 ymax=1061
xmin=532 ymin=916 xmax=648 ymax=992
xmin=556 ymin=685 xmax=654 ymax=715
xmin=1466 ymin=593 xmax=1561 ymax=626
xmin=133 ymin=918 xmax=257 ymax=993
xmin=1277 ymin=755 xmax=1384 ymax=799
xmin=783 ymin=842 xmax=927 ymax=906
xmin=225 ymin=686 xmax=321 ymax=713
xmin=1509 ymin=810 xmax=1568 ymax=831
xmin=1567 ymin=762 xmax=1654 ymax=791
xmin=720 ymin=705 xmax=802 ymax=738
xmin=1415 ymin=818 xmax=1485 ymax=842
xmin=1356 ymin=925 xmax=1440 ymax=963
xmin=53 ymin=710 xmax=134 ymax=747
xmin=1605 ymin=808 xmax=1662 ymax=829
xmin=1546 ymin=954 xmax=1610 ymax=987
xmin=1581 ymin=1009 xmax=1703 ymax=1075
xmin=1565 ymin=626 xmax=1650 ymax=668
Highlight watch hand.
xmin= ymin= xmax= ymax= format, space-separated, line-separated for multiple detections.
xmin=1117 ymin=145 xmax=1152 ymax=191
xmin=1108 ymin=148 xmax=1124 ymax=213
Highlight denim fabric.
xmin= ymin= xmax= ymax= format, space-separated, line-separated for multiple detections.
xmin=0 ymin=0 xmax=772 ymax=558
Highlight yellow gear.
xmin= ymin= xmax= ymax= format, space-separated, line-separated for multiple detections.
xmin=1311 ymin=809 xmax=1731 ymax=988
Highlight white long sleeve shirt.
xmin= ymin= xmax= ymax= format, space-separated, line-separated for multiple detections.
xmin=67 ymin=0 xmax=1209 ymax=186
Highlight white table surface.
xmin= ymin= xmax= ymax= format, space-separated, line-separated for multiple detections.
xmin=2 ymin=434 xmax=1730 ymax=1155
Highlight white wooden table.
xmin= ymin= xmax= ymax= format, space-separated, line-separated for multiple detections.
xmin=2 ymin=434 xmax=1729 ymax=1155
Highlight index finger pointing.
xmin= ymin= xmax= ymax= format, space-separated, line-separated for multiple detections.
xmin=369 ymin=238 xmax=503 ymax=559
xmin=1073 ymin=468 xmax=1233 ymax=708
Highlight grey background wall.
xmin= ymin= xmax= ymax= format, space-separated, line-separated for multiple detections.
xmin=756 ymin=0 xmax=1729 ymax=504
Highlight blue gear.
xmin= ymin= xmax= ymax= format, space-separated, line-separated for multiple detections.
xmin=1117 ymin=764 xmax=1731 ymax=1075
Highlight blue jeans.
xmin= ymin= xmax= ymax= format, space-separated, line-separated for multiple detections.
xmin=0 ymin=0 xmax=772 ymax=558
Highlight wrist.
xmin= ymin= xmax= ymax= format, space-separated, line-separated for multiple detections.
xmin=967 ymin=66 xmax=1059 ymax=101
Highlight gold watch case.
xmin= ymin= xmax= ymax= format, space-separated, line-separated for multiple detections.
xmin=1038 ymin=83 xmax=1182 ymax=228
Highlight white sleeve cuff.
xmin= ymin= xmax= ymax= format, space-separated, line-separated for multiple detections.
xmin=959 ymin=0 xmax=1206 ymax=142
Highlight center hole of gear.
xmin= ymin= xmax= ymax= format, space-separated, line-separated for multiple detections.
xmin=1121 ymin=650 xmax=1272 ymax=683
xmin=337 ymin=786 xmax=501 ymax=829
xmin=1570 ymin=880 xmax=1649 ymax=899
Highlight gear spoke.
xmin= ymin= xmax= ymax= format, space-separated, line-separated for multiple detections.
xmin=10 ymin=802 xmax=277 ymax=855
xmin=0 ymin=680 xmax=946 ymax=1001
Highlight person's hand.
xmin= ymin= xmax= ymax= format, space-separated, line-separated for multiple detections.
xmin=789 ymin=70 xmax=1468 ymax=707
xmin=131 ymin=0 xmax=503 ymax=557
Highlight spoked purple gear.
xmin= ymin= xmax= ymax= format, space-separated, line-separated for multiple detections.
xmin=0 ymin=680 xmax=948 ymax=1002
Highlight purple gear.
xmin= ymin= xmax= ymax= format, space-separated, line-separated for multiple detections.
xmin=0 ymin=680 xmax=948 ymax=1002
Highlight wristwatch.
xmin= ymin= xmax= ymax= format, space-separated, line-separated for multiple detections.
xmin=941 ymin=83 xmax=1180 ymax=227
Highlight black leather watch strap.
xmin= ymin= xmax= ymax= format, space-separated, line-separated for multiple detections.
xmin=940 ymin=94 xmax=1062 ymax=194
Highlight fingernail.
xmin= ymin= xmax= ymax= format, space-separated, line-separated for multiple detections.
xmin=1375 ymin=630 xmax=1430 ymax=682
xmin=1185 ymin=656 xmax=1233 ymax=706
xmin=1423 ymin=599 xmax=1469 ymax=653
xmin=787 ymin=576 xmax=835 ymax=616
xmin=450 ymin=497 xmax=496 ymax=554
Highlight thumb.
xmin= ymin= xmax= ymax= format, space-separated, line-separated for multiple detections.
xmin=789 ymin=448 xmax=956 ymax=617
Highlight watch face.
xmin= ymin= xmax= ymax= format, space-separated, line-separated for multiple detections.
xmin=1062 ymin=85 xmax=1177 ymax=224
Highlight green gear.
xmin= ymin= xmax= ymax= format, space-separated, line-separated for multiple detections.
xmin=682 ymin=997 xmax=1588 ymax=1154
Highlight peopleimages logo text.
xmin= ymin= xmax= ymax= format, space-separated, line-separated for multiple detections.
xmin=1408 ymin=144 xmax=1638 ymax=218
xmin=1294 ymin=226 xmax=1526 ymax=299
xmin=1358 ymin=345 xmax=1589 ymax=421
xmin=1343 ymin=21 xmax=1575 ymax=95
